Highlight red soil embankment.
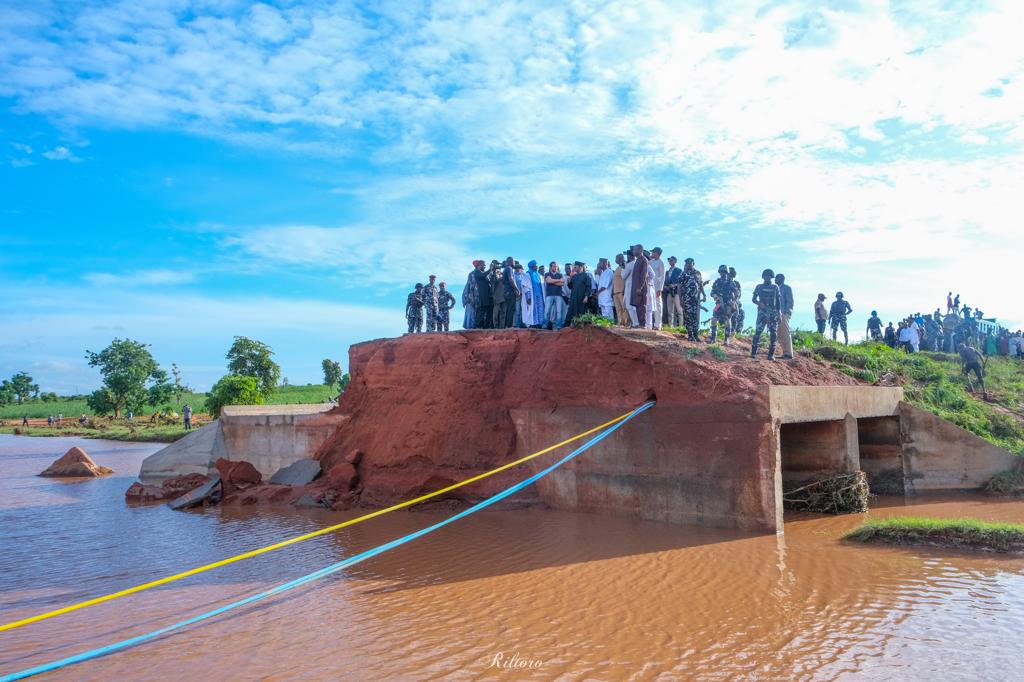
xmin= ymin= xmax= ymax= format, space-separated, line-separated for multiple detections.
xmin=302 ymin=328 xmax=858 ymax=510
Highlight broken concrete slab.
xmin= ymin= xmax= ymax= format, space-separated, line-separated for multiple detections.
xmin=269 ymin=458 xmax=321 ymax=486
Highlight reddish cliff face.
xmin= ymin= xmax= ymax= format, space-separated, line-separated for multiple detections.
xmin=314 ymin=328 xmax=858 ymax=509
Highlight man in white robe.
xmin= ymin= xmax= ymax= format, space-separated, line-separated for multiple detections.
xmin=596 ymin=258 xmax=614 ymax=318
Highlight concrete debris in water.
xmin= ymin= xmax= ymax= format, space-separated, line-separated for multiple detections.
xmin=39 ymin=447 xmax=113 ymax=477
xmin=125 ymin=473 xmax=211 ymax=502
xmin=269 ymin=458 xmax=321 ymax=486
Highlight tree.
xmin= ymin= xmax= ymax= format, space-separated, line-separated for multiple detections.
xmin=206 ymin=375 xmax=264 ymax=418
xmin=0 ymin=380 xmax=12 ymax=406
xmin=226 ymin=336 xmax=280 ymax=399
xmin=339 ymin=372 xmax=350 ymax=392
xmin=9 ymin=372 xmax=39 ymax=404
xmin=322 ymin=359 xmax=342 ymax=387
xmin=85 ymin=338 xmax=169 ymax=418
xmin=170 ymin=363 xmax=191 ymax=407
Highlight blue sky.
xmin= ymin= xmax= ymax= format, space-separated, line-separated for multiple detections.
xmin=1 ymin=0 xmax=1022 ymax=393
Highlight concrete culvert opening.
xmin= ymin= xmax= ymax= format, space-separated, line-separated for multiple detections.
xmin=780 ymin=418 xmax=869 ymax=514
xmin=857 ymin=416 xmax=904 ymax=495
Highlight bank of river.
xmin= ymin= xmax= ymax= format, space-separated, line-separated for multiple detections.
xmin=2 ymin=434 xmax=1023 ymax=680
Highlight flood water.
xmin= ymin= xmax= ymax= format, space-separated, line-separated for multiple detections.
xmin=1 ymin=434 xmax=1023 ymax=681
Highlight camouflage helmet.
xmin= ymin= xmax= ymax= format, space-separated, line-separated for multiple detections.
xmin=762 ymin=268 xmax=775 ymax=279
xmin=718 ymin=264 xmax=728 ymax=273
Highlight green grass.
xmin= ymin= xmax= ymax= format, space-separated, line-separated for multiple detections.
xmin=0 ymin=424 xmax=197 ymax=443
xmin=708 ymin=346 xmax=728 ymax=361
xmin=0 ymin=383 xmax=339 ymax=420
xmin=844 ymin=516 xmax=1024 ymax=552
xmin=571 ymin=312 xmax=615 ymax=328
xmin=792 ymin=330 xmax=1024 ymax=455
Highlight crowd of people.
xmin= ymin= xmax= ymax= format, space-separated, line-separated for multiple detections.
xmin=403 ymin=257 xmax=1022 ymax=378
xmin=405 ymin=246 xmax=802 ymax=360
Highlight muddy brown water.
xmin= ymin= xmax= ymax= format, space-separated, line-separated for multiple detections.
xmin=1 ymin=434 xmax=1023 ymax=681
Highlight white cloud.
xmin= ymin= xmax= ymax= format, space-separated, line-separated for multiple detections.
xmin=42 ymin=145 xmax=80 ymax=161
xmin=83 ymin=269 xmax=197 ymax=287
xmin=11 ymin=142 xmax=32 ymax=154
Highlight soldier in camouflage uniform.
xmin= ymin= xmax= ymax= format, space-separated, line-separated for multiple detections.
xmin=437 ymin=281 xmax=456 ymax=332
xmin=680 ymin=257 xmax=704 ymax=341
xmin=708 ymin=265 xmax=739 ymax=345
xmin=422 ymin=274 xmax=440 ymax=332
xmin=406 ymin=283 xmax=425 ymax=334
xmin=828 ymin=292 xmax=853 ymax=345
xmin=750 ymin=269 xmax=782 ymax=360
xmin=734 ymin=300 xmax=746 ymax=335
xmin=728 ymin=267 xmax=742 ymax=333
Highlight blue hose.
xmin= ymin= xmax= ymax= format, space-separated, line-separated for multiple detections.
xmin=1 ymin=401 xmax=653 ymax=681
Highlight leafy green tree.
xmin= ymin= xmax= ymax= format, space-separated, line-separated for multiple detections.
xmin=85 ymin=338 xmax=169 ymax=418
xmin=322 ymin=359 xmax=342 ymax=387
xmin=170 ymin=363 xmax=191 ymax=407
xmin=339 ymin=372 xmax=350 ymax=392
xmin=40 ymin=391 xmax=60 ymax=402
xmin=226 ymin=336 xmax=280 ymax=399
xmin=0 ymin=380 xmax=12 ymax=406
xmin=206 ymin=375 xmax=264 ymax=418
xmin=9 ymin=372 xmax=39 ymax=404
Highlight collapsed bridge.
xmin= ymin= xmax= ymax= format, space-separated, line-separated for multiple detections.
xmin=140 ymin=328 xmax=1018 ymax=532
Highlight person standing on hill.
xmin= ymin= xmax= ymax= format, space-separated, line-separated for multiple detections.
xmin=406 ymin=283 xmax=425 ymax=334
xmin=947 ymin=292 xmax=953 ymax=314
xmin=565 ymin=262 xmax=594 ymax=326
xmin=627 ymin=244 xmax=652 ymax=329
xmin=462 ymin=261 xmax=480 ymax=329
xmin=681 ymin=258 xmax=704 ymax=341
xmin=612 ymin=253 xmax=628 ymax=326
xmin=596 ymin=258 xmax=615 ymax=319
xmin=814 ymin=293 xmax=828 ymax=334
xmin=728 ymin=267 xmax=742 ymax=333
xmin=544 ymin=262 xmax=567 ymax=330
xmin=649 ymin=247 xmax=666 ymax=330
xmin=953 ymin=293 xmax=960 ymax=314
xmin=183 ymin=404 xmax=193 ymax=431
xmin=751 ymin=269 xmax=782 ymax=360
xmin=828 ymin=292 xmax=853 ymax=345
xmin=524 ymin=260 xmax=546 ymax=328
xmin=866 ymin=311 xmax=883 ymax=341
xmin=775 ymin=273 xmax=794 ymax=359
xmin=708 ymin=265 xmax=738 ymax=345
xmin=437 ymin=282 xmax=456 ymax=332
xmin=422 ymin=275 xmax=440 ymax=332
xmin=664 ymin=256 xmax=683 ymax=327
xmin=472 ymin=262 xmax=494 ymax=329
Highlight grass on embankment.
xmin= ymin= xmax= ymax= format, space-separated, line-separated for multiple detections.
xmin=792 ymin=331 xmax=1024 ymax=455
xmin=0 ymin=418 xmax=215 ymax=443
xmin=844 ymin=516 xmax=1024 ymax=553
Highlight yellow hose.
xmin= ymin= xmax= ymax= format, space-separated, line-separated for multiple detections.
xmin=0 ymin=407 xmax=637 ymax=633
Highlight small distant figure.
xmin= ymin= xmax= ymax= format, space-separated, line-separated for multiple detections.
xmin=47 ymin=415 xmax=54 ymax=427
xmin=126 ymin=410 xmax=133 ymax=422
xmin=22 ymin=415 xmax=29 ymax=427
xmin=729 ymin=267 xmax=743 ymax=334
xmin=828 ymin=292 xmax=853 ymax=345
xmin=814 ymin=293 xmax=828 ymax=334
xmin=750 ymin=269 xmax=782 ymax=360
xmin=866 ymin=310 xmax=883 ymax=341
xmin=953 ymin=293 xmax=960 ymax=314
xmin=708 ymin=265 xmax=738 ymax=346
xmin=437 ymin=281 xmax=456 ymax=332
xmin=79 ymin=414 xmax=87 ymax=426
xmin=946 ymin=292 xmax=953 ymax=314
xmin=775 ymin=273 xmax=794 ymax=359
xmin=958 ymin=342 xmax=987 ymax=399
xmin=183 ymin=404 xmax=193 ymax=431
xmin=884 ymin=322 xmax=896 ymax=347
xmin=57 ymin=414 xmax=63 ymax=428
xmin=422 ymin=275 xmax=440 ymax=332
xmin=406 ymin=283 xmax=425 ymax=334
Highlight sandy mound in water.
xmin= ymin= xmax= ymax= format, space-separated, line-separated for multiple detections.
xmin=39 ymin=446 xmax=113 ymax=477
